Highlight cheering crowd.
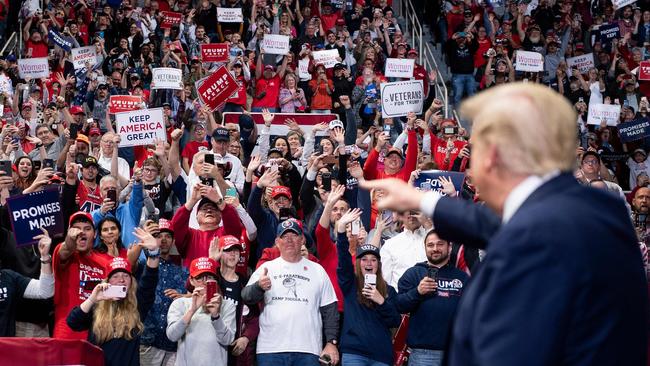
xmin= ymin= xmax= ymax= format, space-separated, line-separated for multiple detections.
xmin=0 ymin=0 xmax=648 ymax=366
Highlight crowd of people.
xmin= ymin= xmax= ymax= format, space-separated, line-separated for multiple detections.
xmin=0 ymin=0 xmax=647 ymax=365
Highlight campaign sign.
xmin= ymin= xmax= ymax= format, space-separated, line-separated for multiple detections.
xmin=109 ymin=95 xmax=144 ymax=114
xmin=567 ymin=53 xmax=594 ymax=74
xmin=413 ymin=170 xmax=465 ymax=196
xmin=639 ymin=61 xmax=650 ymax=81
xmin=385 ymin=58 xmax=415 ymax=78
xmin=587 ymin=103 xmax=621 ymax=126
xmin=7 ymin=187 xmax=63 ymax=247
xmin=201 ymin=43 xmax=230 ymax=62
xmin=515 ymin=51 xmax=544 ymax=72
xmin=312 ymin=49 xmax=340 ymax=69
xmin=18 ymin=58 xmax=49 ymax=79
xmin=152 ymin=67 xmax=183 ymax=90
xmin=298 ymin=58 xmax=310 ymax=79
xmin=262 ymin=34 xmax=291 ymax=55
xmin=195 ymin=66 xmax=239 ymax=111
xmin=115 ymin=108 xmax=166 ymax=147
xmin=217 ymin=7 xmax=244 ymax=22
xmin=380 ymin=80 xmax=424 ymax=118
xmin=599 ymin=23 xmax=620 ymax=49
xmin=48 ymin=29 xmax=72 ymax=51
xmin=618 ymin=118 xmax=650 ymax=142
xmin=160 ymin=11 xmax=183 ymax=29
xmin=71 ymin=46 xmax=97 ymax=70
xmin=613 ymin=0 xmax=636 ymax=10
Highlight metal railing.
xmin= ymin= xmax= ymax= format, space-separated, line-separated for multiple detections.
xmin=399 ymin=0 xmax=450 ymax=118
xmin=1 ymin=32 xmax=18 ymax=57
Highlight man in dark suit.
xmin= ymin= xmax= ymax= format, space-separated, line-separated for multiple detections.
xmin=361 ymin=83 xmax=648 ymax=365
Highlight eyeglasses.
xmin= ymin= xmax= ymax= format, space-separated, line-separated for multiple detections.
xmin=143 ymin=167 xmax=158 ymax=173
xmin=583 ymin=159 xmax=599 ymax=165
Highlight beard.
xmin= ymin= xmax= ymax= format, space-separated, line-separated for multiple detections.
xmin=428 ymin=251 xmax=450 ymax=266
xmin=529 ymin=35 xmax=541 ymax=43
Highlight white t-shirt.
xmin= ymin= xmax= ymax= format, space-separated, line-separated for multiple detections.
xmin=247 ymin=257 xmax=337 ymax=355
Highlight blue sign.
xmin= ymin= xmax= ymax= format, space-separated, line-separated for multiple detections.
xmin=618 ymin=118 xmax=650 ymax=143
xmin=599 ymin=24 xmax=620 ymax=51
xmin=48 ymin=29 xmax=72 ymax=51
xmin=6 ymin=187 xmax=64 ymax=247
xmin=413 ymin=170 xmax=466 ymax=196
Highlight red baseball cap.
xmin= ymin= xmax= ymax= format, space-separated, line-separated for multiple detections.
xmin=69 ymin=105 xmax=86 ymax=115
xmin=219 ymin=235 xmax=243 ymax=251
xmin=271 ymin=186 xmax=292 ymax=200
xmin=69 ymin=211 xmax=93 ymax=227
xmin=190 ymin=257 xmax=217 ymax=278
xmin=105 ymin=257 xmax=132 ymax=278
xmin=89 ymin=127 xmax=101 ymax=136
xmin=336 ymin=18 xmax=345 ymax=26
xmin=159 ymin=218 xmax=173 ymax=234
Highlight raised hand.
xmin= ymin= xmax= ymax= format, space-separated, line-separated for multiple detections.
xmin=256 ymin=168 xmax=279 ymax=189
xmin=261 ymin=108 xmax=274 ymax=127
xmin=326 ymin=184 xmax=346 ymax=206
xmin=337 ymin=208 xmax=362 ymax=233
xmin=437 ymin=176 xmax=457 ymax=197
xmin=258 ymin=267 xmax=272 ymax=291
xmin=133 ymin=227 xmax=159 ymax=250
xmin=33 ymin=228 xmax=52 ymax=258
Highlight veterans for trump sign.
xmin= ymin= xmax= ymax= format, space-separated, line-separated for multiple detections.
xmin=115 ymin=108 xmax=167 ymax=148
xmin=18 ymin=58 xmax=49 ymax=79
xmin=160 ymin=11 xmax=182 ymax=29
xmin=385 ymin=58 xmax=415 ymax=78
xmin=217 ymin=7 xmax=243 ymax=22
xmin=196 ymin=66 xmax=239 ymax=111
xmin=262 ymin=35 xmax=291 ymax=55
xmin=201 ymin=44 xmax=230 ymax=62
xmin=587 ymin=103 xmax=622 ymax=126
xmin=71 ymin=46 xmax=97 ymax=70
xmin=380 ymin=80 xmax=424 ymax=118
xmin=152 ymin=68 xmax=183 ymax=90
xmin=567 ymin=53 xmax=594 ymax=74
xmin=7 ymin=187 xmax=63 ymax=247
xmin=515 ymin=51 xmax=544 ymax=72
xmin=109 ymin=95 xmax=144 ymax=114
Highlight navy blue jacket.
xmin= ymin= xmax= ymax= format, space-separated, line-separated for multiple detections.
xmin=336 ymin=233 xmax=401 ymax=364
xmin=395 ymin=262 xmax=469 ymax=350
xmin=444 ymin=173 xmax=648 ymax=366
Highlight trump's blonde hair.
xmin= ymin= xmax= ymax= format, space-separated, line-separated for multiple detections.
xmin=460 ymin=83 xmax=577 ymax=176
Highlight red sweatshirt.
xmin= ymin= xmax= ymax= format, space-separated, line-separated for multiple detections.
xmin=429 ymin=132 xmax=467 ymax=171
xmin=363 ymin=129 xmax=418 ymax=181
xmin=171 ymin=204 xmax=244 ymax=267
xmin=316 ymin=223 xmax=345 ymax=312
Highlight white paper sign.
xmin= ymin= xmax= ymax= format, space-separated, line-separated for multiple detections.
xmin=18 ymin=58 xmax=50 ymax=79
xmin=262 ymin=34 xmax=290 ymax=55
xmin=71 ymin=46 xmax=97 ymax=70
xmin=515 ymin=51 xmax=544 ymax=72
xmin=115 ymin=108 xmax=167 ymax=147
xmin=312 ymin=49 xmax=340 ymax=69
xmin=217 ymin=7 xmax=243 ymax=23
xmin=567 ymin=53 xmax=594 ymax=74
xmin=0 ymin=75 xmax=12 ymax=94
xmin=298 ymin=58 xmax=311 ymax=79
xmin=380 ymin=80 xmax=424 ymax=118
xmin=613 ymin=0 xmax=636 ymax=10
xmin=385 ymin=58 xmax=415 ymax=78
xmin=588 ymin=103 xmax=622 ymax=126
xmin=151 ymin=67 xmax=183 ymax=90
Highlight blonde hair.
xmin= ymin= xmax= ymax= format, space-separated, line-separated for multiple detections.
xmin=92 ymin=279 xmax=143 ymax=344
xmin=460 ymin=83 xmax=577 ymax=176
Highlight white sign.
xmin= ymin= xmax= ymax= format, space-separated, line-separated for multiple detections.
xmin=567 ymin=53 xmax=594 ymax=74
xmin=262 ymin=34 xmax=290 ymax=55
xmin=613 ymin=0 xmax=636 ymax=10
xmin=312 ymin=49 xmax=340 ymax=69
xmin=18 ymin=58 xmax=50 ymax=79
xmin=0 ymin=75 xmax=12 ymax=94
xmin=298 ymin=58 xmax=311 ymax=79
xmin=115 ymin=108 xmax=167 ymax=147
xmin=385 ymin=58 xmax=415 ymax=78
xmin=71 ymin=46 xmax=97 ymax=70
xmin=380 ymin=80 xmax=424 ymax=118
xmin=217 ymin=7 xmax=243 ymax=23
xmin=588 ymin=103 xmax=622 ymax=126
xmin=151 ymin=67 xmax=183 ymax=90
xmin=515 ymin=51 xmax=544 ymax=72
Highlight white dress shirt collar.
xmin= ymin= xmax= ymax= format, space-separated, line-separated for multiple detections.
xmin=502 ymin=170 xmax=560 ymax=223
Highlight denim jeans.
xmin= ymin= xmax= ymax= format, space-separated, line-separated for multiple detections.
xmin=408 ymin=348 xmax=444 ymax=366
xmin=257 ymin=352 xmax=319 ymax=366
xmin=341 ymin=353 xmax=390 ymax=366
xmin=452 ymin=74 xmax=476 ymax=106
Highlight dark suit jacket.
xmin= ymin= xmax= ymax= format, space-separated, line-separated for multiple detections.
xmin=436 ymin=173 xmax=647 ymax=366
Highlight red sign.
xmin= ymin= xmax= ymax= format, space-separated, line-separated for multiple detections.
xmin=160 ymin=11 xmax=182 ymax=29
xmin=640 ymin=61 xmax=650 ymax=81
xmin=201 ymin=43 xmax=230 ymax=63
xmin=108 ymin=95 xmax=144 ymax=114
xmin=196 ymin=66 xmax=239 ymax=111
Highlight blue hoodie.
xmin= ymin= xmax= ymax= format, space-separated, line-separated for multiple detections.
xmin=395 ymin=262 xmax=469 ymax=350
xmin=92 ymin=182 xmax=144 ymax=248
xmin=336 ymin=233 xmax=402 ymax=364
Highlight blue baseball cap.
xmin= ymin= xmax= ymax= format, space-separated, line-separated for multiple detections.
xmin=356 ymin=244 xmax=380 ymax=259
xmin=277 ymin=218 xmax=303 ymax=237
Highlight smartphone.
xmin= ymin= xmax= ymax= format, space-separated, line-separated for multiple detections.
xmin=226 ymin=187 xmax=238 ymax=198
xmin=279 ymin=207 xmax=294 ymax=220
xmin=578 ymin=97 xmax=584 ymax=103
xmin=0 ymin=160 xmax=11 ymax=176
xmin=383 ymin=125 xmax=391 ymax=137
xmin=364 ymin=273 xmax=377 ymax=287
xmin=319 ymin=355 xmax=332 ymax=366
xmin=444 ymin=127 xmax=459 ymax=135
xmin=614 ymin=98 xmax=620 ymax=105
xmin=33 ymin=160 xmax=42 ymax=171
xmin=86 ymin=118 xmax=94 ymax=124
xmin=427 ymin=267 xmax=439 ymax=280
xmin=206 ymin=279 xmax=217 ymax=301
xmin=322 ymin=172 xmax=332 ymax=191
xmin=43 ymin=159 xmax=55 ymax=169
xmin=69 ymin=123 xmax=78 ymax=140
xmin=322 ymin=155 xmax=337 ymax=165
xmin=351 ymin=220 xmax=360 ymax=235
xmin=204 ymin=153 xmax=214 ymax=165
xmin=381 ymin=209 xmax=393 ymax=225
xmin=107 ymin=188 xmax=117 ymax=204
xmin=103 ymin=285 xmax=127 ymax=298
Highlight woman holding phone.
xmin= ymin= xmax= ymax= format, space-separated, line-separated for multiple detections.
xmin=335 ymin=209 xmax=401 ymax=366
xmin=66 ymin=228 xmax=160 ymax=366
